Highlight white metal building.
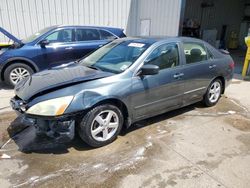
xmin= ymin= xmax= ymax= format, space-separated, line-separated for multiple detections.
xmin=1 ymin=0 xmax=249 ymax=50
xmin=0 ymin=0 xmax=183 ymax=41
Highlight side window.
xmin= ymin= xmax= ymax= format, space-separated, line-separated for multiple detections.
xmin=145 ymin=43 xmax=179 ymax=70
xmin=76 ymin=29 xmax=100 ymax=41
xmin=183 ymin=43 xmax=207 ymax=64
xmin=99 ymin=30 xmax=117 ymax=40
xmin=45 ymin=29 xmax=73 ymax=43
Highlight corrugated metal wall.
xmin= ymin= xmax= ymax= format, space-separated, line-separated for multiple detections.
xmin=0 ymin=0 xmax=133 ymax=41
xmin=137 ymin=0 xmax=182 ymax=36
xmin=0 ymin=0 xmax=182 ymax=42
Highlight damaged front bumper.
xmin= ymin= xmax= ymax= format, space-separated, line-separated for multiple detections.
xmin=10 ymin=96 xmax=83 ymax=142
xmin=21 ymin=115 xmax=76 ymax=142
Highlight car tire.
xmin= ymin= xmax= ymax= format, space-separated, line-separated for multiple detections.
xmin=78 ymin=104 xmax=124 ymax=147
xmin=203 ymin=79 xmax=222 ymax=107
xmin=4 ymin=63 xmax=34 ymax=87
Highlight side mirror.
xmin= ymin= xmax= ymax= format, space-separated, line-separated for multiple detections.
xmin=139 ymin=64 xmax=159 ymax=76
xmin=39 ymin=39 xmax=50 ymax=47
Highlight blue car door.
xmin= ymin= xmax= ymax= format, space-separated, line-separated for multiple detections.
xmin=35 ymin=28 xmax=76 ymax=68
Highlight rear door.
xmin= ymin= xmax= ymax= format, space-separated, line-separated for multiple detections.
xmin=73 ymin=28 xmax=109 ymax=59
xmin=180 ymin=42 xmax=217 ymax=104
xmin=131 ymin=42 xmax=186 ymax=120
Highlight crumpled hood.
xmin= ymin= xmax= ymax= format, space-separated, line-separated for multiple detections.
xmin=15 ymin=64 xmax=113 ymax=101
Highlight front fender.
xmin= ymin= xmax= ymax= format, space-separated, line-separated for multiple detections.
xmin=65 ymin=90 xmax=126 ymax=114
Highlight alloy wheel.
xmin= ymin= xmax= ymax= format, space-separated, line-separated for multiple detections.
xmin=208 ymin=81 xmax=221 ymax=103
xmin=9 ymin=67 xmax=30 ymax=85
xmin=90 ymin=110 xmax=119 ymax=142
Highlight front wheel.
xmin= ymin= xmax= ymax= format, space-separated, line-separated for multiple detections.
xmin=4 ymin=63 xmax=34 ymax=87
xmin=78 ymin=104 xmax=124 ymax=147
xmin=203 ymin=79 xmax=222 ymax=107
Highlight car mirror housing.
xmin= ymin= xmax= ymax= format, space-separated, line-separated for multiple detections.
xmin=139 ymin=64 xmax=159 ymax=76
xmin=39 ymin=39 xmax=50 ymax=47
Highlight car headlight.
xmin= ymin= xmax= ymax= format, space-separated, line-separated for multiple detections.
xmin=26 ymin=96 xmax=74 ymax=116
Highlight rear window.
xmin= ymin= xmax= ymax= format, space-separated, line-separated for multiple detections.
xmin=99 ymin=30 xmax=117 ymax=40
xmin=183 ymin=43 xmax=208 ymax=64
xmin=76 ymin=29 xmax=100 ymax=41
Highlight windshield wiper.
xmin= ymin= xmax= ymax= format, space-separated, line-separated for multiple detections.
xmin=86 ymin=65 xmax=101 ymax=71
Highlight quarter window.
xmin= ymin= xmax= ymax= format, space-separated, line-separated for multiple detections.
xmin=207 ymin=48 xmax=214 ymax=59
xmin=45 ymin=29 xmax=73 ymax=43
xmin=76 ymin=29 xmax=100 ymax=41
xmin=99 ymin=30 xmax=116 ymax=40
xmin=183 ymin=43 xmax=207 ymax=64
xmin=145 ymin=43 xmax=179 ymax=70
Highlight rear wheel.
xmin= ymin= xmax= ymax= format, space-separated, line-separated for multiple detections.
xmin=4 ymin=63 xmax=34 ymax=87
xmin=78 ymin=104 xmax=124 ymax=147
xmin=203 ymin=79 xmax=222 ymax=107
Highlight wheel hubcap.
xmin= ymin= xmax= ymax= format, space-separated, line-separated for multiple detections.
xmin=91 ymin=110 xmax=119 ymax=142
xmin=10 ymin=67 xmax=30 ymax=84
xmin=208 ymin=81 xmax=221 ymax=103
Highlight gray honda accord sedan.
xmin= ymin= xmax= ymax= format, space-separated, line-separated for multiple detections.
xmin=10 ymin=37 xmax=234 ymax=147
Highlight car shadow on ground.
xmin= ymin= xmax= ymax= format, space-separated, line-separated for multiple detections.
xmin=0 ymin=82 xmax=13 ymax=90
xmin=7 ymin=102 xmax=202 ymax=154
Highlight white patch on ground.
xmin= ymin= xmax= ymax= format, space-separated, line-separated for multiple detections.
xmin=157 ymin=130 xmax=168 ymax=134
xmin=14 ymin=169 xmax=72 ymax=187
xmin=186 ymin=110 xmax=239 ymax=117
xmin=0 ymin=159 xmax=28 ymax=187
xmin=229 ymin=98 xmax=249 ymax=113
xmin=1 ymin=153 xmax=11 ymax=159
xmin=93 ymin=163 xmax=105 ymax=169
xmin=13 ymin=141 xmax=153 ymax=187
xmin=228 ymin=110 xmax=236 ymax=114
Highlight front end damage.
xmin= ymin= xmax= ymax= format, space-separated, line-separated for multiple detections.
xmin=19 ymin=114 xmax=77 ymax=142
xmin=10 ymin=96 xmax=79 ymax=142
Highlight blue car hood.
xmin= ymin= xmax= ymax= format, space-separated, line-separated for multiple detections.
xmin=15 ymin=64 xmax=113 ymax=101
xmin=0 ymin=27 xmax=22 ymax=44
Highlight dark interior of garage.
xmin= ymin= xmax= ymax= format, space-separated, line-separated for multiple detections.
xmin=182 ymin=0 xmax=250 ymax=77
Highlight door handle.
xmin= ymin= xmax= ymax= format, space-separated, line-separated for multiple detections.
xmin=173 ymin=73 xmax=184 ymax=79
xmin=209 ymin=64 xmax=216 ymax=69
xmin=65 ymin=47 xmax=73 ymax=50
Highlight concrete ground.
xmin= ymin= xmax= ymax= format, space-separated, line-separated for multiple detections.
xmin=0 ymin=77 xmax=249 ymax=188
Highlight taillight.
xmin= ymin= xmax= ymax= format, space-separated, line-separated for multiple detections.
xmin=229 ymin=61 xmax=235 ymax=69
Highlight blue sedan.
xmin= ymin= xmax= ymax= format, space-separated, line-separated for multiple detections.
xmin=0 ymin=25 xmax=126 ymax=86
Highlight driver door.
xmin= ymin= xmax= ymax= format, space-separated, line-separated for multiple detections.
xmin=131 ymin=42 xmax=185 ymax=120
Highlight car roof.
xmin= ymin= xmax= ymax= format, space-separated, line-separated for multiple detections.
xmin=53 ymin=25 xmax=122 ymax=31
xmin=116 ymin=36 xmax=206 ymax=44
xmin=50 ymin=25 xmax=124 ymax=37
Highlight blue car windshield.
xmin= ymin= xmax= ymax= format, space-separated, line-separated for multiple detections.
xmin=22 ymin=26 xmax=55 ymax=43
xmin=80 ymin=40 xmax=151 ymax=73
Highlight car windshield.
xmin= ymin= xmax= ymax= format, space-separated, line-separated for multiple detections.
xmin=80 ymin=40 xmax=151 ymax=73
xmin=22 ymin=26 xmax=55 ymax=43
